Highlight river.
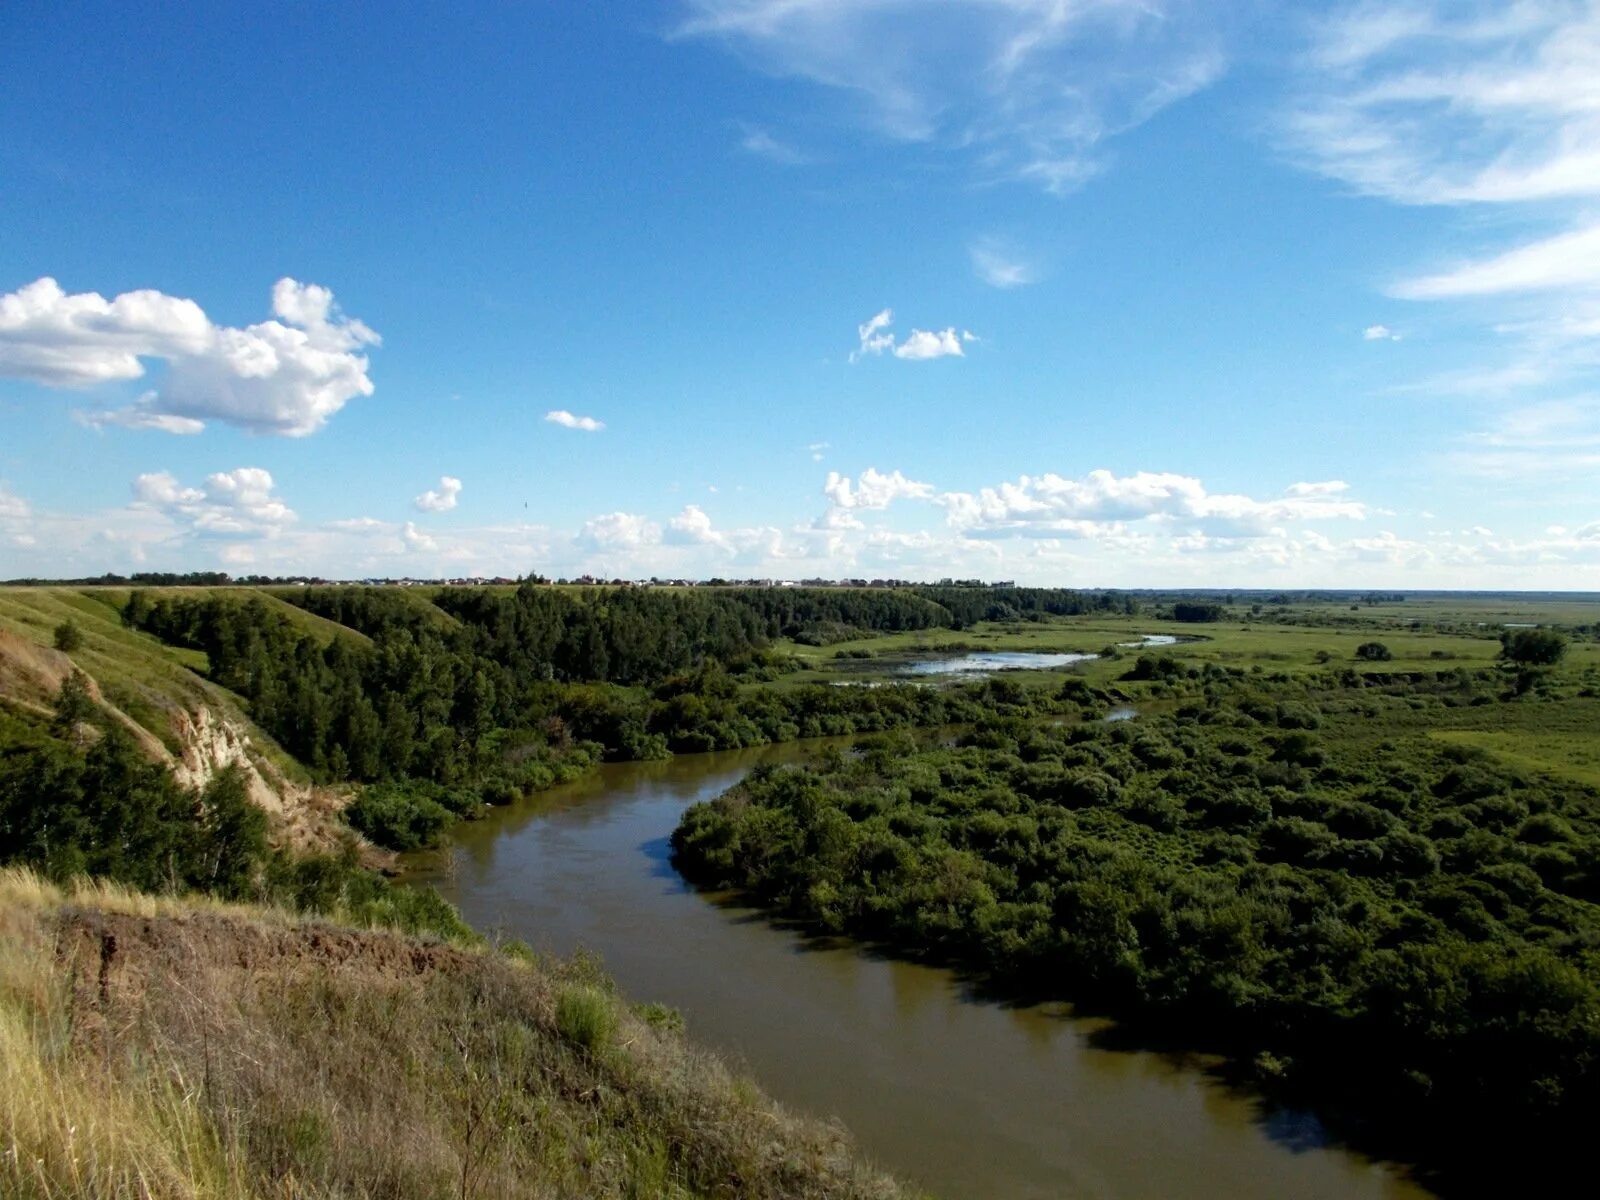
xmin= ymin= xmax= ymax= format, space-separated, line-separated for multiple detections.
xmin=411 ymin=741 xmax=1432 ymax=1200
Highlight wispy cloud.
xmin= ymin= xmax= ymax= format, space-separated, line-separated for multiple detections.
xmin=1363 ymin=323 xmax=1401 ymax=341
xmin=676 ymin=1 xmax=1226 ymax=193
xmin=1393 ymin=223 xmax=1600 ymax=300
xmin=1288 ymin=2 xmax=1600 ymax=486
xmin=737 ymin=123 xmax=808 ymax=164
xmin=545 ymin=409 xmax=605 ymax=432
xmin=969 ymin=237 xmax=1038 ymax=288
xmin=1288 ymin=3 xmax=1600 ymax=207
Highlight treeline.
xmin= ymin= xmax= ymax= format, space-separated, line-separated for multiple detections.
xmin=672 ymin=680 xmax=1600 ymax=1183
xmin=907 ymin=585 xmax=1133 ymax=628
xmin=121 ymin=589 xmax=1097 ymax=848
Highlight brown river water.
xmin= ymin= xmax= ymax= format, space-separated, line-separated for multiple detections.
xmin=411 ymin=740 xmax=1434 ymax=1200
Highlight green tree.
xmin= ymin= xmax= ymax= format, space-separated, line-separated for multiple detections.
xmin=1500 ymin=628 xmax=1566 ymax=666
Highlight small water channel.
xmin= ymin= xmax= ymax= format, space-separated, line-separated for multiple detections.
xmin=411 ymin=740 xmax=1430 ymax=1200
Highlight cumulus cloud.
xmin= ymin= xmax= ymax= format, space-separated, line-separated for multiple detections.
xmin=676 ymin=0 xmax=1225 ymax=192
xmin=938 ymin=469 xmax=1367 ymax=539
xmin=824 ymin=467 xmax=935 ymax=511
xmin=1 ymin=277 xmax=379 ymax=436
xmin=970 ymin=238 xmax=1038 ymax=288
xmin=849 ymin=309 xmax=968 ymax=362
xmin=575 ymin=511 xmax=662 ymax=551
xmin=414 ymin=475 xmax=463 ymax=513
xmin=1363 ymin=324 xmax=1400 ymax=341
xmin=132 ymin=467 xmax=296 ymax=536
xmin=666 ymin=504 xmax=720 ymax=546
xmin=545 ymin=409 xmax=606 ymax=432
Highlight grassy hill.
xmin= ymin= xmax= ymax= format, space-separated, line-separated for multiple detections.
xmin=0 ymin=868 xmax=916 ymax=1200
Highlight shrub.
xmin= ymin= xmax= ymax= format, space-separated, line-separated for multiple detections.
xmin=1355 ymin=642 xmax=1393 ymax=662
xmin=343 ymin=785 xmax=454 ymax=851
xmin=52 ymin=621 xmax=84 ymax=653
xmin=556 ymin=984 xmax=617 ymax=1054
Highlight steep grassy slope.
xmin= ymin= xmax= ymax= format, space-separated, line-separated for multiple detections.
xmin=0 ymin=588 xmax=354 ymax=849
xmin=0 ymin=870 xmax=915 ymax=1200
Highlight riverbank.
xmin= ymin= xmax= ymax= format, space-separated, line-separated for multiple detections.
xmin=410 ymin=739 xmax=1432 ymax=1200
xmin=0 ymin=868 xmax=920 ymax=1200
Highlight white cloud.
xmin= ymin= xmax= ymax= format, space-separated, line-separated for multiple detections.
xmin=0 ymin=277 xmax=213 ymax=386
xmin=938 ymin=469 xmax=1368 ymax=539
xmin=677 ymin=0 xmax=1225 ymax=192
xmin=894 ymin=328 xmax=965 ymax=360
xmin=76 ymin=404 xmax=206 ymax=435
xmin=1285 ymin=479 xmax=1351 ymax=497
xmin=849 ymin=309 xmax=969 ymax=362
xmin=0 ymin=484 xmax=30 ymax=520
xmin=824 ymin=467 xmax=935 ymax=511
xmin=401 ymin=521 xmax=437 ymax=553
xmin=414 ymin=475 xmax=463 ymax=513
xmin=1363 ymin=324 xmax=1401 ymax=341
xmin=666 ymin=504 xmax=721 ymax=546
xmin=575 ymin=511 xmax=662 ymax=551
xmin=545 ymin=409 xmax=606 ymax=432
xmin=1 ymin=277 xmax=379 ymax=436
xmin=1289 ymin=3 xmax=1600 ymax=207
xmin=132 ymin=467 xmax=296 ymax=537
xmin=970 ymin=238 xmax=1038 ymax=288
xmin=808 ymin=440 xmax=829 ymax=461
xmin=1394 ymin=222 xmax=1600 ymax=299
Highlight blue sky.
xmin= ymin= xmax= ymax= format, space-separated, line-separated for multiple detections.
xmin=3 ymin=0 xmax=1598 ymax=586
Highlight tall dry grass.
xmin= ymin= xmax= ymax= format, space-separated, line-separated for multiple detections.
xmin=0 ymin=869 xmax=918 ymax=1200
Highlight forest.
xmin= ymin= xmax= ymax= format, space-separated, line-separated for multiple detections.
xmin=116 ymin=585 xmax=1110 ymax=849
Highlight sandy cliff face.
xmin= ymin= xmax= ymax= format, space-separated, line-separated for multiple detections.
xmin=167 ymin=705 xmax=351 ymax=853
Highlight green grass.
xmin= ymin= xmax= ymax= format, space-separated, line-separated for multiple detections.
xmin=1428 ymin=729 xmax=1600 ymax=789
xmin=0 ymin=587 xmax=310 ymax=779
xmin=779 ymin=603 xmax=1600 ymax=689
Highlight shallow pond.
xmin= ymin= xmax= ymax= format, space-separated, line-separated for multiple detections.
xmin=898 ymin=633 xmax=1181 ymax=677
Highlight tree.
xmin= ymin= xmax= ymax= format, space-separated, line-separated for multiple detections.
xmin=1500 ymin=628 xmax=1566 ymax=667
xmin=52 ymin=620 xmax=83 ymax=653
xmin=53 ymin=669 xmax=97 ymax=731
xmin=1355 ymin=642 xmax=1393 ymax=662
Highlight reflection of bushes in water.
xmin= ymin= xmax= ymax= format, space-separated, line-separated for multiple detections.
xmin=672 ymin=679 xmax=1600 ymax=1183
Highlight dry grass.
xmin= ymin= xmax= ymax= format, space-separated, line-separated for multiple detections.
xmin=0 ymin=870 xmax=918 ymax=1200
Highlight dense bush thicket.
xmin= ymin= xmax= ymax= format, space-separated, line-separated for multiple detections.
xmin=672 ymin=684 xmax=1600 ymax=1173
